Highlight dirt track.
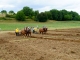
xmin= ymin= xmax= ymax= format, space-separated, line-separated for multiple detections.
xmin=0 ymin=28 xmax=80 ymax=60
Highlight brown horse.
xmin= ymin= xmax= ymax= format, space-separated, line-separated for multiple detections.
xmin=39 ymin=27 xmax=47 ymax=34
xmin=20 ymin=27 xmax=31 ymax=37
xmin=20 ymin=29 xmax=26 ymax=36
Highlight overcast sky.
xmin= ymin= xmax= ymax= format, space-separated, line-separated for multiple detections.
xmin=0 ymin=0 xmax=80 ymax=14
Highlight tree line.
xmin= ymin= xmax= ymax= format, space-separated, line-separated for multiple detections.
xmin=0 ymin=6 xmax=80 ymax=22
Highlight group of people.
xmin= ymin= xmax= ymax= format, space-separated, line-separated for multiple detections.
xmin=15 ymin=27 xmax=30 ymax=36
xmin=15 ymin=26 xmax=47 ymax=36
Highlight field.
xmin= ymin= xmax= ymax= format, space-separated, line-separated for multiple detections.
xmin=0 ymin=21 xmax=80 ymax=60
xmin=0 ymin=21 xmax=80 ymax=30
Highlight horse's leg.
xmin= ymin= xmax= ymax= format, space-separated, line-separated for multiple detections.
xmin=40 ymin=31 xmax=41 ymax=34
xmin=23 ymin=33 xmax=26 ymax=38
xmin=28 ymin=33 xmax=29 ymax=37
xmin=23 ymin=34 xmax=26 ymax=38
xmin=25 ymin=34 xmax=26 ymax=37
xmin=26 ymin=33 xmax=28 ymax=37
xmin=24 ymin=33 xmax=27 ymax=37
xmin=42 ymin=32 xmax=43 ymax=34
xmin=30 ymin=32 xmax=31 ymax=37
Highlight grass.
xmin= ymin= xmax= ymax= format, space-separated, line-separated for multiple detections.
xmin=0 ymin=20 xmax=80 ymax=31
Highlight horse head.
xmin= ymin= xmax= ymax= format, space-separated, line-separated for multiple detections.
xmin=43 ymin=27 xmax=47 ymax=32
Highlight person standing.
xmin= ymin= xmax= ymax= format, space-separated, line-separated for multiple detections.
xmin=15 ymin=28 xmax=19 ymax=36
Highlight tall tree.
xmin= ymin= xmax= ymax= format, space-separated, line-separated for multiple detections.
xmin=1 ymin=10 xmax=7 ymax=14
xmin=64 ymin=14 xmax=72 ymax=20
xmin=16 ymin=10 xmax=25 ymax=21
xmin=57 ymin=10 xmax=63 ymax=21
xmin=34 ymin=10 xmax=39 ymax=21
xmin=22 ymin=6 xmax=34 ymax=17
xmin=60 ymin=9 xmax=68 ymax=20
xmin=34 ymin=10 xmax=39 ymax=16
xmin=37 ymin=12 xmax=48 ymax=22
xmin=50 ymin=9 xmax=59 ymax=20
xmin=9 ymin=10 xmax=14 ymax=15
xmin=70 ymin=11 xmax=80 ymax=20
xmin=45 ymin=11 xmax=52 ymax=20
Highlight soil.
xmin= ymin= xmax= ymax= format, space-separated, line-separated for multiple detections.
xmin=0 ymin=28 xmax=80 ymax=60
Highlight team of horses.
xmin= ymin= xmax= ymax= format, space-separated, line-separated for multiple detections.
xmin=19 ymin=27 xmax=48 ymax=37
xmin=20 ymin=27 xmax=31 ymax=37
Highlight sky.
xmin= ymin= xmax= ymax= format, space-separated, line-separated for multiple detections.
xmin=0 ymin=0 xmax=80 ymax=14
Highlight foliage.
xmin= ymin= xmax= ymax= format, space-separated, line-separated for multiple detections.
xmin=57 ymin=11 xmax=63 ymax=21
xmin=6 ymin=14 xmax=16 ymax=18
xmin=22 ymin=6 xmax=34 ymax=17
xmin=34 ymin=10 xmax=39 ymax=21
xmin=0 ymin=6 xmax=80 ymax=21
xmin=0 ymin=17 xmax=6 ymax=20
xmin=34 ymin=10 xmax=39 ymax=16
xmin=60 ymin=9 xmax=68 ymax=20
xmin=1 ymin=10 xmax=7 ymax=14
xmin=37 ymin=12 xmax=48 ymax=22
xmin=50 ymin=9 xmax=59 ymax=20
xmin=9 ymin=10 xmax=15 ymax=15
xmin=45 ymin=11 xmax=52 ymax=20
xmin=16 ymin=10 xmax=25 ymax=21
xmin=64 ymin=14 xmax=72 ymax=20
xmin=69 ymin=11 xmax=80 ymax=20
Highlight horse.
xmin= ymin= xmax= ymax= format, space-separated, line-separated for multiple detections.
xmin=20 ymin=27 xmax=31 ymax=37
xmin=20 ymin=29 xmax=26 ymax=36
xmin=39 ymin=27 xmax=48 ymax=34
xmin=25 ymin=27 xmax=31 ymax=37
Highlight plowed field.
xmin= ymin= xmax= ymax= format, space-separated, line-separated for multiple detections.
xmin=0 ymin=28 xmax=80 ymax=60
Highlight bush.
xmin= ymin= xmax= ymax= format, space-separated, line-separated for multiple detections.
xmin=0 ymin=17 xmax=6 ymax=20
xmin=6 ymin=14 xmax=16 ymax=18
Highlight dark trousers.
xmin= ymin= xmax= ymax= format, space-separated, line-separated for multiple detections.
xmin=15 ymin=32 xmax=19 ymax=36
xmin=33 ymin=30 xmax=35 ymax=33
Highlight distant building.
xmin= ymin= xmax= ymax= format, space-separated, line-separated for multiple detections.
xmin=0 ymin=13 xmax=6 ymax=17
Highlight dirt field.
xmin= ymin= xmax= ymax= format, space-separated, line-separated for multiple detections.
xmin=0 ymin=28 xmax=80 ymax=60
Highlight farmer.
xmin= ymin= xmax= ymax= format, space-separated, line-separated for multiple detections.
xmin=33 ymin=27 xmax=39 ymax=34
xmin=15 ymin=28 xmax=19 ymax=36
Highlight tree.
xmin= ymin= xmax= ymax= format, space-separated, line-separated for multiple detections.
xmin=70 ymin=11 xmax=80 ymax=20
xmin=60 ymin=9 xmax=68 ymax=20
xmin=64 ymin=14 xmax=72 ymax=20
xmin=45 ymin=11 xmax=52 ymax=20
xmin=50 ymin=9 xmax=59 ymax=20
xmin=34 ymin=10 xmax=39 ymax=16
xmin=57 ymin=10 xmax=63 ymax=21
xmin=9 ymin=10 xmax=14 ymax=15
xmin=34 ymin=10 xmax=39 ymax=21
xmin=22 ymin=6 xmax=34 ymax=17
xmin=37 ymin=12 xmax=48 ymax=22
xmin=50 ymin=9 xmax=65 ymax=21
xmin=1 ymin=10 xmax=7 ymax=14
xmin=16 ymin=10 xmax=25 ymax=21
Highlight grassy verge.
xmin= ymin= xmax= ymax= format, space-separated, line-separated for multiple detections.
xmin=0 ymin=21 xmax=80 ymax=31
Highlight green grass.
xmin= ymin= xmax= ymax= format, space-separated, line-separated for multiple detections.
xmin=0 ymin=21 xmax=80 ymax=31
